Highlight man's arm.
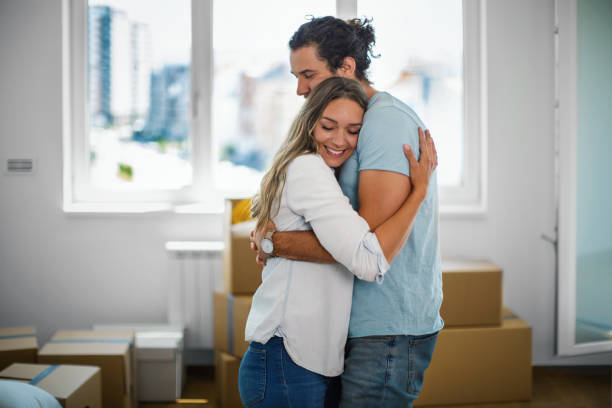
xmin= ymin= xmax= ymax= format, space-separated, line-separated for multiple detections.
xmin=257 ymin=171 xmax=409 ymax=265
xmin=251 ymin=219 xmax=336 ymax=264
xmin=270 ymin=169 xmax=412 ymax=263
xmin=253 ymin=164 xmax=413 ymax=265
xmin=272 ymin=230 xmax=336 ymax=263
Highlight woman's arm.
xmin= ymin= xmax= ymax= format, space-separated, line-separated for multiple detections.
xmin=254 ymin=128 xmax=436 ymax=267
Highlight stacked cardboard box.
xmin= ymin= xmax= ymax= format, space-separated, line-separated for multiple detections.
xmin=214 ymin=292 xmax=252 ymax=359
xmin=93 ymin=324 xmax=185 ymax=402
xmin=415 ymin=259 xmax=532 ymax=406
xmin=0 ymin=327 xmax=38 ymax=370
xmin=38 ymin=330 xmax=136 ymax=408
xmin=222 ymin=198 xmax=261 ymax=295
xmin=0 ymin=363 xmax=102 ymax=407
xmin=215 ymin=203 xmax=533 ymax=407
xmin=215 ymin=350 xmax=242 ymax=408
xmin=214 ymin=198 xmax=260 ymax=407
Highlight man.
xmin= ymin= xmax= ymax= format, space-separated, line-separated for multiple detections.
xmin=253 ymin=16 xmax=443 ymax=407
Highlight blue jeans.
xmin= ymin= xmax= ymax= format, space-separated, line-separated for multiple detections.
xmin=238 ymin=336 xmax=340 ymax=408
xmin=340 ymin=332 xmax=438 ymax=408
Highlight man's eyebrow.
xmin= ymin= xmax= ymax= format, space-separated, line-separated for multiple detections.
xmin=293 ymin=69 xmax=315 ymax=77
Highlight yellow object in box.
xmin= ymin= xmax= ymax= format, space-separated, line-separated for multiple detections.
xmin=38 ymin=330 xmax=136 ymax=408
xmin=415 ymin=308 xmax=532 ymax=406
xmin=0 ymin=363 xmax=102 ymax=408
xmin=441 ymin=258 xmax=503 ymax=326
xmin=215 ymin=350 xmax=242 ymax=408
xmin=214 ymin=291 xmax=252 ymax=358
xmin=231 ymin=198 xmax=253 ymax=224
xmin=0 ymin=326 xmax=38 ymax=370
xmin=224 ymin=198 xmax=262 ymax=294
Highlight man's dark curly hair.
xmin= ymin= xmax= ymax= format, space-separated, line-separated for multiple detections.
xmin=288 ymin=16 xmax=378 ymax=83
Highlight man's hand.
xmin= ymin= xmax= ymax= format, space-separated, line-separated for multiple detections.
xmin=250 ymin=220 xmax=276 ymax=266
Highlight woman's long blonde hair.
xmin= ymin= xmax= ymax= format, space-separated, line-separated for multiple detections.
xmin=251 ymin=77 xmax=368 ymax=230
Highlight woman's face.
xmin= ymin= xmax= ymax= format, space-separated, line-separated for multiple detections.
xmin=313 ymin=97 xmax=364 ymax=168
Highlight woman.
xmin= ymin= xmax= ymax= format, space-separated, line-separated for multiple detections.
xmin=239 ymin=77 xmax=437 ymax=407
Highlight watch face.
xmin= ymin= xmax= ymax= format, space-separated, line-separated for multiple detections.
xmin=261 ymin=239 xmax=273 ymax=254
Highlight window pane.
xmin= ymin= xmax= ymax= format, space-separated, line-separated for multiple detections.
xmin=213 ymin=1 xmax=335 ymax=194
xmin=88 ymin=0 xmax=191 ymax=190
xmin=358 ymin=0 xmax=464 ymax=187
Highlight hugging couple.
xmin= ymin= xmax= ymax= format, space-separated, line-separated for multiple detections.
xmin=240 ymin=16 xmax=443 ymax=408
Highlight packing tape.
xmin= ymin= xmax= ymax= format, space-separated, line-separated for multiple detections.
xmin=29 ymin=365 xmax=59 ymax=385
xmin=0 ymin=334 xmax=36 ymax=340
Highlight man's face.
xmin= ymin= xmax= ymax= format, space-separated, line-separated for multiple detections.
xmin=290 ymin=45 xmax=335 ymax=98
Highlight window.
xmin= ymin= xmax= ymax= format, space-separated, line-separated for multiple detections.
xmin=350 ymin=0 xmax=486 ymax=212
xmin=87 ymin=0 xmax=192 ymax=191
xmin=64 ymin=0 xmax=485 ymax=213
xmin=212 ymin=0 xmax=335 ymax=194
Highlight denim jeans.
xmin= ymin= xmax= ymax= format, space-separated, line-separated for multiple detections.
xmin=340 ymin=332 xmax=439 ymax=408
xmin=238 ymin=336 xmax=340 ymax=408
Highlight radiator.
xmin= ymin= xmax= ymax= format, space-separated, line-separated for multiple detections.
xmin=166 ymin=241 xmax=224 ymax=350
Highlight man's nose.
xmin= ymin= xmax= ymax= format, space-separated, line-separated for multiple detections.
xmin=296 ymin=79 xmax=309 ymax=97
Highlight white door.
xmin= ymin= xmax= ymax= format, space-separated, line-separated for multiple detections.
xmin=556 ymin=0 xmax=612 ymax=356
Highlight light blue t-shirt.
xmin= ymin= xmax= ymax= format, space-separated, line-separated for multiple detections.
xmin=0 ymin=380 xmax=62 ymax=408
xmin=338 ymin=91 xmax=444 ymax=337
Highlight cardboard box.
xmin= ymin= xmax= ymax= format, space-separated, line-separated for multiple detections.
xmin=223 ymin=198 xmax=262 ymax=294
xmin=0 ymin=326 xmax=38 ymax=370
xmin=92 ymin=324 xmax=185 ymax=402
xmin=136 ymin=335 xmax=183 ymax=401
xmin=215 ymin=350 xmax=242 ymax=408
xmin=214 ymin=291 xmax=252 ymax=358
xmin=415 ymin=308 xmax=532 ymax=406
xmin=38 ymin=330 xmax=136 ymax=408
xmin=0 ymin=363 xmax=102 ymax=408
xmin=441 ymin=258 xmax=503 ymax=326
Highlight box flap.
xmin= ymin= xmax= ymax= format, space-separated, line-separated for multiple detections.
xmin=0 ymin=327 xmax=36 ymax=337
xmin=0 ymin=327 xmax=38 ymax=352
xmin=0 ymin=363 xmax=49 ymax=381
xmin=0 ymin=337 xmax=38 ymax=352
xmin=51 ymin=330 xmax=134 ymax=342
xmin=36 ymin=365 xmax=100 ymax=399
xmin=40 ymin=342 xmax=130 ymax=356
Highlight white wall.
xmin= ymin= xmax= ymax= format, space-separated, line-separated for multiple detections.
xmin=0 ymin=0 xmax=610 ymax=365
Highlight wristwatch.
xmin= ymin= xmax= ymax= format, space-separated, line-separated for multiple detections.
xmin=261 ymin=229 xmax=275 ymax=255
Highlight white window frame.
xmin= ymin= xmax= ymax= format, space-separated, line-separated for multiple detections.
xmin=339 ymin=0 xmax=487 ymax=215
xmin=63 ymin=0 xmax=212 ymax=212
xmin=63 ymin=0 xmax=485 ymax=214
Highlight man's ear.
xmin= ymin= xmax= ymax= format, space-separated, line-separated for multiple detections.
xmin=337 ymin=56 xmax=357 ymax=79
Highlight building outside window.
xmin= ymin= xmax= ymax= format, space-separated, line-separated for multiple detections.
xmin=65 ymin=0 xmax=484 ymax=212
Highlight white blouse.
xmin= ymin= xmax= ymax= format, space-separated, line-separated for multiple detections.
xmin=244 ymin=154 xmax=390 ymax=377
